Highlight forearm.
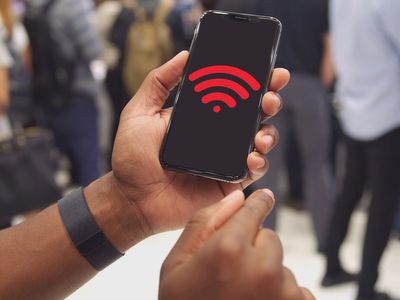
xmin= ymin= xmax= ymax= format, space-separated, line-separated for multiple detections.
xmin=0 ymin=173 xmax=149 ymax=299
xmin=320 ymin=33 xmax=335 ymax=89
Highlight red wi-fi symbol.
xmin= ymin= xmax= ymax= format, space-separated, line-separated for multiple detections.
xmin=188 ymin=65 xmax=261 ymax=113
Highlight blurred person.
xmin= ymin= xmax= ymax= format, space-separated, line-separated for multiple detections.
xmin=162 ymin=0 xmax=218 ymax=111
xmin=0 ymin=20 xmax=11 ymax=114
xmin=322 ymin=1 xmax=400 ymax=300
xmin=0 ymin=52 xmax=311 ymax=300
xmin=215 ymin=0 xmax=256 ymax=13
xmin=105 ymin=0 xmax=174 ymax=146
xmin=167 ymin=0 xmax=197 ymax=54
xmin=248 ymin=0 xmax=335 ymax=252
xmin=1 ymin=0 xmax=32 ymax=127
xmin=0 ymin=15 xmax=13 ymax=231
xmin=283 ymin=132 xmax=305 ymax=211
xmin=24 ymin=0 xmax=102 ymax=186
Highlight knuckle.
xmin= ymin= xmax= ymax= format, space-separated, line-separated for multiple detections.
xmin=147 ymin=69 xmax=158 ymax=81
xmin=262 ymin=228 xmax=281 ymax=245
xmin=243 ymin=203 xmax=261 ymax=218
xmin=188 ymin=209 xmax=216 ymax=240
xmin=160 ymin=260 xmax=170 ymax=278
xmin=191 ymin=207 xmax=212 ymax=223
xmin=146 ymin=70 xmax=169 ymax=96
xmin=215 ymin=236 xmax=242 ymax=259
xmin=256 ymin=262 xmax=282 ymax=284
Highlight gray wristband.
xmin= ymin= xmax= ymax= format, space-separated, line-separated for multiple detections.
xmin=58 ymin=188 xmax=124 ymax=271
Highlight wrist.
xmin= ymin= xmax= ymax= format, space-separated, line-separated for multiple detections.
xmin=83 ymin=173 xmax=152 ymax=252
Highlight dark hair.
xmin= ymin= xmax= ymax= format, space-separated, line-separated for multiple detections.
xmin=200 ymin=0 xmax=218 ymax=10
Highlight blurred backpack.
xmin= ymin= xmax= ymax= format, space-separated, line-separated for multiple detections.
xmin=123 ymin=3 xmax=173 ymax=96
xmin=24 ymin=0 xmax=76 ymax=109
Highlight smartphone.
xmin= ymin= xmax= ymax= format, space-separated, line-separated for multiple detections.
xmin=160 ymin=11 xmax=282 ymax=182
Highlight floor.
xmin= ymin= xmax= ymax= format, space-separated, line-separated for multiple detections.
xmin=67 ymin=206 xmax=400 ymax=300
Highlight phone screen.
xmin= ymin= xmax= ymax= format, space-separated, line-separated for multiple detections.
xmin=161 ymin=11 xmax=281 ymax=181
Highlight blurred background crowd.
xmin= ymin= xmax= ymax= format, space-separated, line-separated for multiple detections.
xmin=0 ymin=0 xmax=399 ymax=299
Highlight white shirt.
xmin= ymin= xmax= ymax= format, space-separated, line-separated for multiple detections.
xmin=331 ymin=0 xmax=400 ymax=141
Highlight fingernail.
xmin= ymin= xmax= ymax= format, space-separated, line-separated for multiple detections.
xmin=262 ymin=135 xmax=274 ymax=149
xmin=262 ymin=189 xmax=276 ymax=204
xmin=276 ymin=93 xmax=283 ymax=111
xmin=256 ymin=157 xmax=266 ymax=169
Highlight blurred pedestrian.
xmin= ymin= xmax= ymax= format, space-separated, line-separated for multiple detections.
xmin=0 ymin=1 xmax=12 ymax=115
xmin=105 ymin=0 xmax=174 ymax=145
xmin=24 ymin=0 xmax=102 ymax=186
xmin=322 ymin=1 xmax=400 ymax=299
xmin=0 ymin=0 xmax=32 ymax=127
xmin=0 ymin=13 xmax=13 ymax=231
xmin=0 ymin=0 xmax=14 ymax=231
xmin=248 ymin=0 xmax=335 ymax=253
xmin=215 ymin=0 xmax=256 ymax=13
xmin=167 ymin=0 xmax=197 ymax=54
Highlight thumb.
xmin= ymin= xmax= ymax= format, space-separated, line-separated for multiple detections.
xmin=165 ymin=190 xmax=245 ymax=266
xmin=133 ymin=51 xmax=189 ymax=115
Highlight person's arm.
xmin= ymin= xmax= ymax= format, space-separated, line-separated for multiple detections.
xmin=320 ymin=33 xmax=335 ymax=89
xmin=0 ymin=174 xmax=142 ymax=299
xmin=0 ymin=51 xmax=290 ymax=299
xmin=160 ymin=190 xmax=315 ymax=300
xmin=0 ymin=66 xmax=10 ymax=112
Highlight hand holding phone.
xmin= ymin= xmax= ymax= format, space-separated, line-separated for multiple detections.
xmin=160 ymin=11 xmax=282 ymax=182
xmin=110 ymin=49 xmax=288 ymax=234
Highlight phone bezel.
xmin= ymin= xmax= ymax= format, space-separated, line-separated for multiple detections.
xmin=160 ymin=10 xmax=282 ymax=183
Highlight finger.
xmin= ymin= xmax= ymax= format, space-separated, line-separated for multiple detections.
xmin=220 ymin=190 xmax=275 ymax=243
xmin=268 ymin=68 xmax=290 ymax=92
xmin=281 ymin=267 xmax=306 ymax=300
xmin=134 ymin=51 xmax=189 ymax=115
xmin=168 ymin=190 xmax=245 ymax=259
xmin=254 ymin=229 xmax=283 ymax=264
xmin=240 ymin=152 xmax=269 ymax=189
xmin=254 ymin=124 xmax=279 ymax=155
xmin=301 ymin=288 xmax=316 ymax=300
xmin=261 ymin=91 xmax=283 ymax=120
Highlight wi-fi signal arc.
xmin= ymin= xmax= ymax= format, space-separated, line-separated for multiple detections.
xmin=188 ymin=65 xmax=261 ymax=91
xmin=189 ymin=65 xmax=261 ymax=113
xmin=194 ymin=78 xmax=250 ymax=100
xmin=202 ymin=92 xmax=236 ymax=113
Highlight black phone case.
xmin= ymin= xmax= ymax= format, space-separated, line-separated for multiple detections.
xmin=160 ymin=10 xmax=282 ymax=183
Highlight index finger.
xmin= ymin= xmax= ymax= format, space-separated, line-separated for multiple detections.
xmin=219 ymin=190 xmax=275 ymax=243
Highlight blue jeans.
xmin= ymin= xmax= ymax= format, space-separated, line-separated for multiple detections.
xmin=43 ymin=98 xmax=100 ymax=186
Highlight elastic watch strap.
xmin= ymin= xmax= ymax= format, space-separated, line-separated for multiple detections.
xmin=58 ymin=188 xmax=124 ymax=271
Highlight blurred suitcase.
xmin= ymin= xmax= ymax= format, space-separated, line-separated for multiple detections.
xmin=0 ymin=122 xmax=61 ymax=219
